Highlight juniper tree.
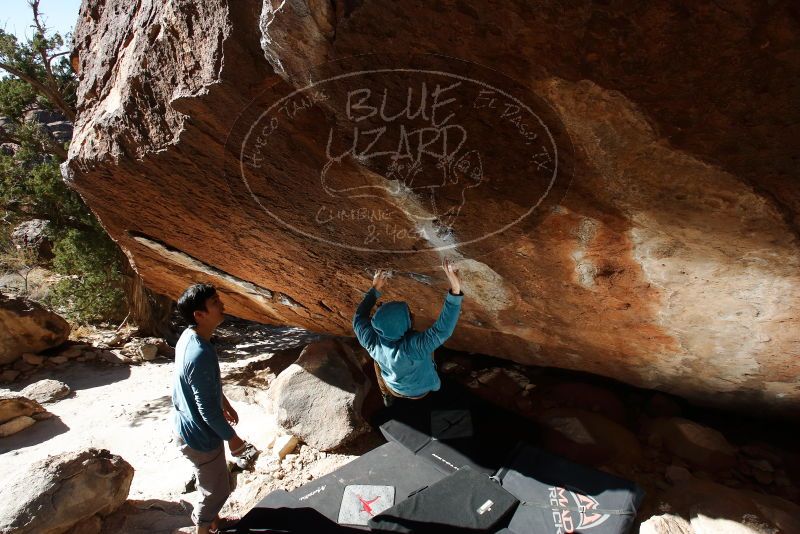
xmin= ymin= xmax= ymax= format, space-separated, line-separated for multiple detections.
xmin=0 ymin=1 xmax=172 ymax=333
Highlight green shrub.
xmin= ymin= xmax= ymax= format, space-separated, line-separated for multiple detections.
xmin=2 ymin=7 xmax=169 ymax=329
xmin=46 ymin=227 xmax=126 ymax=324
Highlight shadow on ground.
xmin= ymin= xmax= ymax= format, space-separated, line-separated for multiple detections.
xmin=20 ymin=362 xmax=132 ymax=393
xmin=128 ymin=395 xmax=173 ymax=428
xmin=0 ymin=415 xmax=70 ymax=454
xmin=101 ymin=498 xmax=193 ymax=534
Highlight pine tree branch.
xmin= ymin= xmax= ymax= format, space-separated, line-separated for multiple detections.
xmin=0 ymin=60 xmax=76 ymax=122
xmin=48 ymin=50 xmax=70 ymax=65
xmin=30 ymin=0 xmax=54 ymax=78
xmin=28 ymin=0 xmax=76 ymax=122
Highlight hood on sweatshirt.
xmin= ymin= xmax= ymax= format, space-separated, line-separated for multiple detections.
xmin=371 ymin=301 xmax=411 ymax=341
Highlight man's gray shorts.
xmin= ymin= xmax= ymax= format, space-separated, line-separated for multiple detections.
xmin=176 ymin=436 xmax=231 ymax=527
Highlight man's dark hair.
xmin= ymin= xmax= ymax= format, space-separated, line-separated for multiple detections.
xmin=177 ymin=283 xmax=217 ymax=325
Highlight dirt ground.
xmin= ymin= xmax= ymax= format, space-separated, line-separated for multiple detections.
xmin=0 ymin=321 xmax=383 ymax=534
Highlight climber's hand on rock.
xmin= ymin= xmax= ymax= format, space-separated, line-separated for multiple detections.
xmin=373 ymin=269 xmax=389 ymax=292
xmin=443 ymin=258 xmax=461 ymax=295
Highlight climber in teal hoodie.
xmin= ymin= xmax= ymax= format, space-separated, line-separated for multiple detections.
xmin=353 ymin=258 xmax=464 ymax=405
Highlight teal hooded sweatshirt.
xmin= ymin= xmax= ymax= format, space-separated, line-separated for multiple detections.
xmin=353 ymin=287 xmax=463 ymax=397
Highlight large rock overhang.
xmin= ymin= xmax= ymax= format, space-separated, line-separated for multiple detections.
xmin=63 ymin=0 xmax=800 ymax=416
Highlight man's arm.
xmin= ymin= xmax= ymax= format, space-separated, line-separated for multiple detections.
xmin=222 ymin=394 xmax=239 ymax=425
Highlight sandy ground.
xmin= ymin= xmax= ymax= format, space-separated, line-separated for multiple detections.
xmin=0 ymin=323 xmax=376 ymax=534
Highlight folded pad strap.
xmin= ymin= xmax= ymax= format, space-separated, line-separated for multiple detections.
xmin=519 ymin=500 xmax=635 ymax=516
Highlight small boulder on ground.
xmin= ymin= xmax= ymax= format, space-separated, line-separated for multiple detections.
xmin=534 ymin=382 xmax=628 ymax=424
xmin=273 ymin=434 xmax=299 ymax=460
xmin=11 ymin=219 xmax=53 ymax=260
xmin=142 ymin=337 xmax=175 ymax=359
xmin=647 ymin=417 xmax=737 ymax=472
xmin=652 ymin=475 xmax=800 ymax=534
xmin=269 ymin=340 xmax=370 ymax=451
xmin=58 ymin=347 xmax=83 ymax=359
xmin=0 ymin=293 xmax=70 ymax=365
xmin=0 ymin=370 xmax=20 ymax=383
xmin=0 ymin=393 xmax=50 ymax=437
xmin=471 ymin=367 xmax=523 ymax=406
xmin=21 ymin=353 xmax=44 ymax=365
xmin=20 ymin=379 xmax=71 ymax=404
xmin=639 ymin=514 xmax=693 ymax=534
xmin=100 ymin=350 xmax=130 ymax=365
xmin=0 ymin=392 xmax=47 ymax=423
xmin=645 ymin=392 xmax=683 ymax=418
xmin=0 ymin=415 xmax=37 ymax=438
xmin=66 ymin=514 xmax=102 ymax=534
xmin=0 ymin=448 xmax=134 ymax=534
xmin=122 ymin=338 xmax=170 ymax=361
xmin=536 ymin=407 xmax=642 ymax=467
xmin=139 ymin=345 xmax=158 ymax=361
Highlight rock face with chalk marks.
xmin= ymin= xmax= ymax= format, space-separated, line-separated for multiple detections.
xmin=64 ymin=0 xmax=800 ymax=416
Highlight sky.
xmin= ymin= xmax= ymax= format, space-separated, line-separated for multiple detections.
xmin=2 ymin=0 xmax=83 ymax=41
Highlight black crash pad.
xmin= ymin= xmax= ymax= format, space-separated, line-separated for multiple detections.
xmin=228 ymin=441 xmax=446 ymax=532
xmin=227 ymin=380 xmax=643 ymax=534
xmin=368 ymin=466 xmax=519 ymax=533
xmin=496 ymin=443 xmax=645 ymax=534
xmin=377 ymin=382 xmax=534 ymax=476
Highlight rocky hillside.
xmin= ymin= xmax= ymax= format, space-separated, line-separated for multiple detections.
xmin=63 ymin=0 xmax=800 ymax=416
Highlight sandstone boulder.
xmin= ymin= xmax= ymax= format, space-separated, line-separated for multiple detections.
xmin=65 ymin=514 xmax=102 ymax=534
xmin=46 ymin=121 xmax=73 ymax=145
xmin=63 ymin=0 xmax=800 ymax=417
xmin=0 ymin=392 xmax=47 ymax=423
xmin=273 ymin=434 xmax=299 ymax=460
xmin=646 ymin=393 xmax=683 ymax=418
xmin=11 ymin=219 xmax=53 ymax=260
xmin=647 ymin=417 xmax=737 ymax=472
xmin=23 ymin=108 xmax=65 ymax=125
xmin=20 ymin=379 xmax=71 ymax=404
xmin=654 ymin=476 xmax=800 ymax=534
xmin=0 ymin=416 xmax=37 ymax=438
xmin=122 ymin=337 xmax=171 ymax=361
xmin=269 ymin=340 xmax=370 ymax=451
xmin=58 ymin=347 xmax=83 ymax=359
xmin=21 ymin=353 xmax=44 ymax=365
xmin=536 ymin=407 xmax=641 ymax=467
xmin=534 ymin=382 xmax=628 ymax=424
xmin=0 ymin=293 xmax=69 ymax=365
xmin=142 ymin=337 xmax=175 ymax=359
xmin=0 ymin=448 xmax=134 ymax=534
xmin=639 ymin=514 xmax=693 ymax=534
xmin=0 ymin=393 xmax=49 ymax=437
xmin=470 ymin=367 xmax=524 ymax=406
xmin=0 ymin=370 xmax=20 ymax=383
xmin=100 ymin=350 xmax=130 ymax=365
